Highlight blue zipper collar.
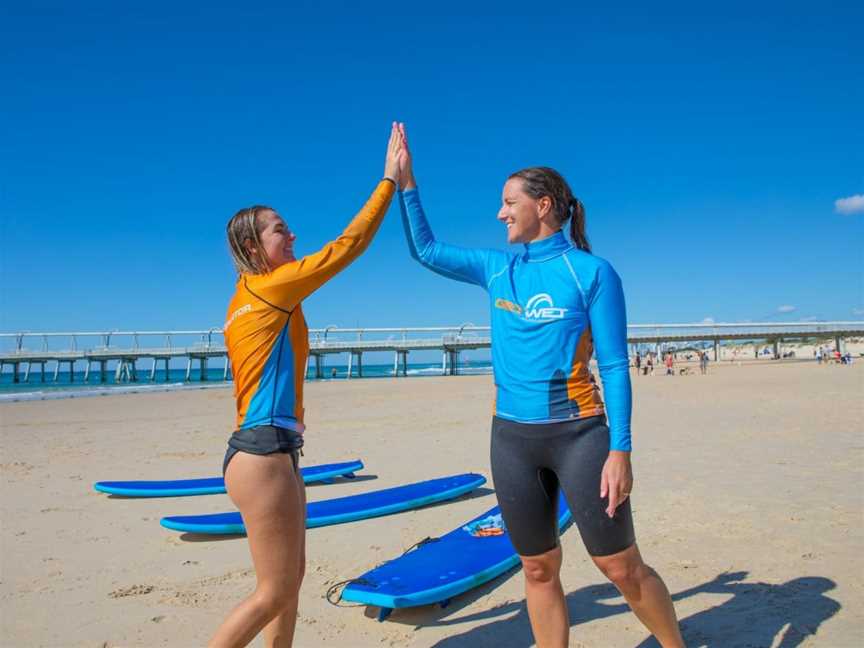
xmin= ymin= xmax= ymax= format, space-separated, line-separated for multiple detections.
xmin=522 ymin=230 xmax=571 ymax=262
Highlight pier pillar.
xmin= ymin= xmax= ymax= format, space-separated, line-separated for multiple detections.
xmin=185 ymin=357 xmax=192 ymax=381
xmin=163 ymin=358 xmax=170 ymax=382
xmin=200 ymin=358 xmax=208 ymax=381
xmin=398 ymin=351 xmax=409 ymax=376
xmin=347 ymin=352 xmax=363 ymax=377
xmin=24 ymin=362 xmax=31 ymax=383
xmin=314 ymin=355 xmax=323 ymax=379
xmin=773 ymin=338 xmax=781 ymax=360
xmin=84 ymin=362 xmax=90 ymax=382
xmin=68 ymin=361 xmax=75 ymax=382
xmin=150 ymin=359 xmax=157 ymax=381
xmin=224 ymin=356 xmax=231 ymax=381
xmin=835 ymin=336 xmax=844 ymax=353
xmin=441 ymin=351 xmax=447 ymax=375
xmin=40 ymin=362 xmax=46 ymax=383
xmin=100 ymin=360 xmax=108 ymax=383
xmin=447 ymin=350 xmax=460 ymax=376
xmin=115 ymin=359 xmax=136 ymax=382
xmin=713 ymin=339 xmax=720 ymax=362
xmin=12 ymin=362 xmax=20 ymax=384
xmin=54 ymin=361 xmax=61 ymax=382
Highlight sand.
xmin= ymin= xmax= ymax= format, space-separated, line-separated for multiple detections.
xmin=1 ymin=361 xmax=862 ymax=647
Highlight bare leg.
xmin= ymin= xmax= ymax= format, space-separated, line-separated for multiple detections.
xmin=262 ymin=463 xmax=306 ymax=647
xmin=592 ymin=543 xmax=684 ymax=648
xmin=521 ymin=546 xmax=568 ymax=648
xmin=209 ymin=452 xmax=305 ymax=648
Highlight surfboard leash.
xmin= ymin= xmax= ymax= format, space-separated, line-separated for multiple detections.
xmin=325 ymin=578 xmax=373 ymax=607
xmin=324 ymin=536 xmax=442 ymax=606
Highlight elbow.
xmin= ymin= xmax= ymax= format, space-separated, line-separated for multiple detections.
xmin=416 ymin=240 xmax=436 ymax=266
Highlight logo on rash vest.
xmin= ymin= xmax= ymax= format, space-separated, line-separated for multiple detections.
xmin=524 ymin=293 xmax=568 ymax=320
xmin=224 ymin=304 xmax=252 ymax=331
xmin=495 ymin=298 xmax=522 ymax=315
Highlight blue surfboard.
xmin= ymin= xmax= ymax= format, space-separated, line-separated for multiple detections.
xmin=94 ymin=460 xmax=364 ymax=497
xmin=160 ymin=473 xmax=487 ymax=534
xmin=340 ymin=491 xmax=572 ymax=619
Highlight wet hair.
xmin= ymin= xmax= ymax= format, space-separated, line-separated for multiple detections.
xmin=226 ymin=205 xmax=274 ymax=275
xmin=508 ymin=166 xmax=591 ymax=252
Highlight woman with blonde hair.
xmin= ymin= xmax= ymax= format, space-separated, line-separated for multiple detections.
xmin=211 ymin=124 xmax=402 ymax=647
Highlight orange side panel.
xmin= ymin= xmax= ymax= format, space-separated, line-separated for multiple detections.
xmin=566 ymin=327 xmax=606 ymax=418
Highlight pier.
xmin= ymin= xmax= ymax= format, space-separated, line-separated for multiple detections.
xmin=1 ymin=322 xmax=862 ymax=385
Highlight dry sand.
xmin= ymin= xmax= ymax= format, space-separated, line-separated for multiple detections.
xmin=1 ymin=361 xmax=862 ymax=647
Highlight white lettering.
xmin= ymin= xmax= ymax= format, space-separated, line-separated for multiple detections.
xmin=224 ymin=304 xmax=252 ymax=331
xmin=524 ymin=293 xmax=568 ymax=320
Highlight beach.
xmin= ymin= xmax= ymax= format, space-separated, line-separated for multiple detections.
xmin=1 ymin=361 xmax=862 ymax=647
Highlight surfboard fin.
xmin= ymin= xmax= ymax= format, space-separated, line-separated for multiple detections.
xmin=377 ymin=607 xmax=392 ymax=622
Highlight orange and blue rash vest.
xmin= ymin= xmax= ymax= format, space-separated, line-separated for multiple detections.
xmin=224 ymin=180 xmax=395 ymax=432
xmin=400 ymin=188 xmax=632 ymax=451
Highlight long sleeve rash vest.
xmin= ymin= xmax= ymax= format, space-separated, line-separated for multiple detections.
xmin=224 ymin=180 xmax=395 ymax=432
xmin=400 ymin=188 xmax=632 ymax=451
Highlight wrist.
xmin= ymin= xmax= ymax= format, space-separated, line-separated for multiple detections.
xmin=402 ymin=175 xmax=417 ymax=191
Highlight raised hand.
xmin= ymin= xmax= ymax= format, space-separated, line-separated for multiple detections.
xmin=384 ymin=122 xmax=402 ymax=186
xmin=397 ymin=122 xmax=416 ymax=191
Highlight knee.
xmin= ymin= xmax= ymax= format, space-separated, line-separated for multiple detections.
xmin=597 ymin=557 xmax=651 ymax=595
xmin=251 ymin=582 xmax=299 ymax=618
xmin=522 ymin=556 xmax=561 ymax=587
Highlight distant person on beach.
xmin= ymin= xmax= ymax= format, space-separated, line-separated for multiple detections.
xmin=646 ymin=353 xmax=654 ymax=375
xmin=212 ymin=124 xmax=403 ymax=647
xmin=395 ymin=124 xmax=683 ymax=647
xmin=635 ymin=352 xmax=642 ymax=375
xmin=699 ymin=351 xmax=709 ymax=375
xmin=665 ymin=353 xmax=674 ymax=375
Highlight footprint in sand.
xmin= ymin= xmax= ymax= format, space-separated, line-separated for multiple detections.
xmin=109 ymin=584 xmax=154 ymax=598
xmin=0 ymin=461 xmax=35 ymax=476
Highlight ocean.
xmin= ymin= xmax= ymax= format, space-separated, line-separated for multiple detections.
xmin=0 ymin=361 xmax=494 ymax=402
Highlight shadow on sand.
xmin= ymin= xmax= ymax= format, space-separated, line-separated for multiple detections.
xmin=383 ymin=570 xmax=840 ymax=647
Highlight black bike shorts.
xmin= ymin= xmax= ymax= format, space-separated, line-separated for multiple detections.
xmin=490 ymin=415 xmax=635 ymax=557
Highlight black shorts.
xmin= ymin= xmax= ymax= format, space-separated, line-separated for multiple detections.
xmin=490 ymin=415 xmax=635 ymax=557
xmin=222 ymin=425 xmax=304 ymax=476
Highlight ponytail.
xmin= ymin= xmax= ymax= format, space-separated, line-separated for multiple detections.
xmin=568 ymin=197 xmax=591 ymax=252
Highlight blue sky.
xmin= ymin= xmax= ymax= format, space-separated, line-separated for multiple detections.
xmin=2 ymin=0 xmax=862 ymax=333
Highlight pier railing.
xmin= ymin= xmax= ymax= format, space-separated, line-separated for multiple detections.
xmin=1 ymin=322 xmax=861 ymax=384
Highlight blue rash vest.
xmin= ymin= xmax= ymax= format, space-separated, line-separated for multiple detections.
xmin=400 ymin=188 xmax=632 ymax=451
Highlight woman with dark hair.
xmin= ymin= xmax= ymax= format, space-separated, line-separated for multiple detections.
xmin=396 ymin=124 xmax=683 ymax=647
xmin=211 ymin=124 xmax=402 ymax=647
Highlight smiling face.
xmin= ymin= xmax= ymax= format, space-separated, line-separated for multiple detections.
xmin=497 ymin=178 xmax=555 ymax=244
xmin=252 ymin=209 xmax=296 ymax=269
